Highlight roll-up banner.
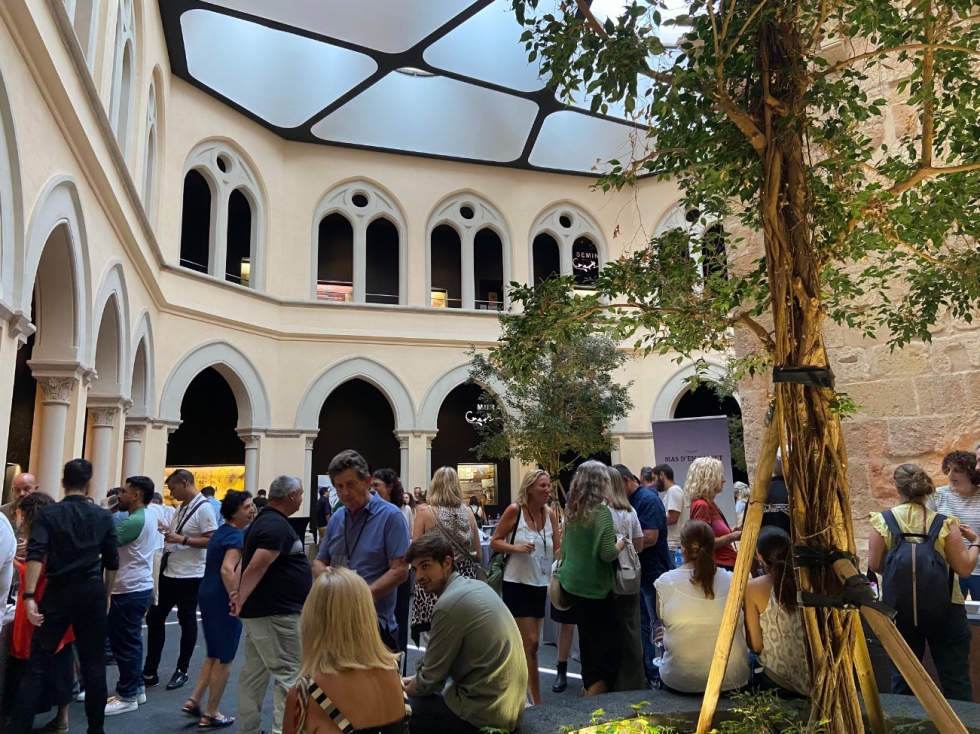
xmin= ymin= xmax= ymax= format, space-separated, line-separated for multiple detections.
xmin=651 ymin=415 xmax=736 ymax=523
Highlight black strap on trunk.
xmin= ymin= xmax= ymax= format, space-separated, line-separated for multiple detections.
xmin=792 ymin=545 xmax=897 ymax=619
xmin=772 ymin=366 xmax=835 ymax=389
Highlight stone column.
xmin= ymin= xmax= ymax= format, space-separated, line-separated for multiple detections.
xmin=394 ymin=431 xmax=410 ymax=482
xmin=241 ymin=434 xmax=260 ymax=495
xmin=425 ymin=432 xmax=436 ymax=485
xmin=461 ymin=233 xmax=476 ymax=309
xmin=121 ymin=421 xmax=146 ymax=481
xmin=89 ymin=406 xmax=120 ymax=502
xmin=610 ymin=435 xmax=623 ymax=465
xmin=304 ymin=435 xmax=316 ymax=491
xmin=35 ymin=376 xmax=78 ymax=498
xmin=353 ymin=225 xmax=367 ymax=304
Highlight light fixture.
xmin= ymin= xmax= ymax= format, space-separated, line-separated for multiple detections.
xmin=240 ymin=257 xmax=250 ymax=287
xmin=395 ymin=67 xmax=435 ymax=78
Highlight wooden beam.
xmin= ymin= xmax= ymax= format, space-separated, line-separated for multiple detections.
xmin=697 ymin=409 xmax=782 ymax=733
xmin=833 ymin=559 xmax=969 ymax=734
xmin=854 ymin=626 xmax=887 ymax=734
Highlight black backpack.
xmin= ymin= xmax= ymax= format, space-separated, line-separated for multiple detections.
xmin=880 ymin=510 xmax=954 ymax=628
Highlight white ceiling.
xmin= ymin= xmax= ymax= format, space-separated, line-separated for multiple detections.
xmin=164 ymin=0 xmax=673 ymax=174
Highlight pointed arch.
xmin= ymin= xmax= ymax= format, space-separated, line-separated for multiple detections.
xmin=90 ymin=260 xmax=131 ymax=398
xmin=109 ymin=0 xmax=136 ymax=160
xmin=528 ymin=202 xmax=608 ymax=286
xmin=129 ymin=309 xmax=156 ymax=418
xmin=21 ymin=176 xmax=93 ymax=364
xmin=159 ymin=340 xmax=271 ymax=430
xmin=295 ymin=356 xmax=416 ymax=432
xmin=651 ymin=361 xmax=734 ymax=422
xmin=418 ymin=361 xmax=507 ymax=433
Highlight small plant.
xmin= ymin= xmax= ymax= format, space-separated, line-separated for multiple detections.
xmin=717 ymin=692 xmax=828 ymax=734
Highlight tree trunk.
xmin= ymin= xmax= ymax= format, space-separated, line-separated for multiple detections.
xmin=758 ymin=10 xmax=862 ymax=732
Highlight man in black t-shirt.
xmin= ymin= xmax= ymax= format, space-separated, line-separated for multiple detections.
xmin=231 ymin=475 xmax=311 ymax=734
xmin=315 ymin=486 xmax=331 ymax=542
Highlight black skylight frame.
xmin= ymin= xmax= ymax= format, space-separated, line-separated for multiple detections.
xmin=158 ymin=0 xmax=650 ymax=177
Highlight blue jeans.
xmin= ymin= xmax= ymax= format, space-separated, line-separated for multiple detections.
xmin=108 ymin=589 xmax=153 ymax=700
xmin=638 ymin=580 xmax=658 ymax=682
xmin=960 ymin=575 xmax=980 ymax=600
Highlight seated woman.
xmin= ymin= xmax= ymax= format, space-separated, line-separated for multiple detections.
xmin=654 ymin=520 xmax=750 ymax=693
xmin=284 ymin=568 xmax=410 ymax=734
xmin=744 ymin=527 xmax=808 ymax=696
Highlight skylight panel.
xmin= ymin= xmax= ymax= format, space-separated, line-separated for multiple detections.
xmin=529 ymin=111 xmax=651 ymax=173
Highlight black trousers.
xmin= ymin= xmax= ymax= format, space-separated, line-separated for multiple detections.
xmin=143 ymin=574 xmax=201 ymax=674
xmin=9 ymin=578 xmax=108 ymax=734
xmin=892 ymin=604 xmax=974 ymax=702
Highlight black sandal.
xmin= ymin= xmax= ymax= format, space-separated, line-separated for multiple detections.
xmin=198 ymin=715 xmax=235 ymax=729
xmin=181 ymin=701 xmax=202 ymax=718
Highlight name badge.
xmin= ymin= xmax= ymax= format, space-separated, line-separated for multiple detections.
xmin=539 ymin=556 xmax=552 ymax=576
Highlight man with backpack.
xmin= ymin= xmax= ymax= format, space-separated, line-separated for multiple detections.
xmin=868 ymin=463 xmax=980 ymax=701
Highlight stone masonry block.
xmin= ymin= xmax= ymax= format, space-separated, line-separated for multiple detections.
xmin=913 ymin=374 xmax=967 ymax=417
xmin=870 ymin=343 xmax=929 ymax=378
xmin=886 ymin=416 xmax=948 ymax=456
xmin=846 ymin=380 xmax=917 ymax=419
xmin=829 ymin=346 xmax=871 ymax=382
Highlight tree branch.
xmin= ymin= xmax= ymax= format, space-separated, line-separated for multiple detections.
xmin=805 ymin=0 xmax=832 ymax=53
xmin=735 ymin=312 xmax=776 ymax=353
xmin=921 ymin=3 xmax=935 ymax=169
xmin=575 ymin=0 xmax=608 ymax=39
xmin=888 ymin=161 xmax=980 ymax=196
xmin=817 ymin=43 xmax=980 ymax=78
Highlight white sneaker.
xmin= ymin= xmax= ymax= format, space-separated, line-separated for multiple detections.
xmin=76 ymin=691 xmax=85 ymax=702
xmin=137 ymin=687 xmax=147 ymax=705
xmin=105 ymin=697 xmax=138 ymax=716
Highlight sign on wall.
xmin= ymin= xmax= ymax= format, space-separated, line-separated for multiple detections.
xmin=163 ymin=465 xmax=245 ymax=505
xmin=651 ymin=415 xmax=736 ymax=523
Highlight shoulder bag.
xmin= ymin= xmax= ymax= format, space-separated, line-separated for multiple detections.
xmin=429 ymin=506 xmax=488 ymax=583
xmin=159 ymin=495 xmax=206 ymax=575
xmin=487 ymin=503 xmax=520 ymax=594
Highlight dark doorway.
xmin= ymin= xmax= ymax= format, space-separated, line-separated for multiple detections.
xmin=317 ymin=213 xmax=354 ymax=301
xmin=311 ymin=379 xmax=399 ymax=513
xmin=430 ymin=383 xmax=511 ymax=516
xmin=674 ymin=383 xmax=747 ymax=483
xmin=5 ymin=330 xmax=36 ymax=474
xmin=473 ymin=228 xmax=503 ymax=310
xmin=430 ymin=225 xmax=462 ymax=308
xmin=366 ymin=218 xmax=399 ymax=305
xmin=226 ymin=189 xmax=252 ymax=286
xmin=532 ymin=233 xmax=561 ymax=284
xmin=555 ymin=450 xmax=612 ymax=506
xmin=179 ymin=169 xmax=211 ymax=274
xmin=166 ymin=367 xmax=244 ymax=466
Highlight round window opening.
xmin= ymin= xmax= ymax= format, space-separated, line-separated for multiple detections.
xmin=558 ymin=214 xmax=574 ymax=229
xmin=216 ymin=154 xmax=231 ymax=173
xmin=352 ymin=193 xmax=369 ymax=208
xmin=685 ymin=207 xmax=701 ymax=223
xmin=460 ymin=205 xmax=475 ymax=220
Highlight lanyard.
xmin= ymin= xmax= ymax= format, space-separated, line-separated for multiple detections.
xmin=524 ymin=504 xmax=548 ymax=556
xmin=344 ymin=506 xmax=371 ymax=560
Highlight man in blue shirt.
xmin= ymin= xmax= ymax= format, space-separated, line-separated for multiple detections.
xmin=200 ymin=486 xmax=224 ymax=527
xmin=313 ymin=450 xmax=410 ymax=650
xmin=615 ymin=463 xmax=670 ymax=686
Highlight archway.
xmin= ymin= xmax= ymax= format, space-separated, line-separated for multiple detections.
xmin=311 ymin=379 xmax=400 ymax=514
xmin=674 ymin=384 xmax=748 ymax=483
xmin=180 ymin=170 xmax=212 ymax=274
xmin=430 ymin=224 xmax=462 ymax=308
xmin=430 ymin=383 xmax=511 ymax=514
xmin=165 ymin=367 xmax=246 ymax=501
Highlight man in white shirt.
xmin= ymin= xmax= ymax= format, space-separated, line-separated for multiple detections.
xmin=142 ymin=470 xmax=217 ymax=691
xmin=105 ymin=476 xmax=159 ymax=715
xmin=653 ymin=464 xmax=687 ymax=553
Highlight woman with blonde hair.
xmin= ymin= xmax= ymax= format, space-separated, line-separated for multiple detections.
xmin=604 ymin=464 xmax=646 ymax=691
xmin=410 ymin=467 xmax=481 ymax=643
xmin=654 ymin=520 xmax=750 ymax=693
xmin=490 ymin=469 xmax=560 ymax=704
xmin=284 ymin=569 xmax=409 ymax=734
xmin=555 ymin=461 xmax=626 ymax=695
xmin=686 ymin=457 xmax=741 ymax=570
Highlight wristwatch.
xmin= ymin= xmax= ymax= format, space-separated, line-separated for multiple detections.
xmin=182 ymin=535 xmax=189 ymax=546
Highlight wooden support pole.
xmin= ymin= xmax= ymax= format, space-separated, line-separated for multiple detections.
xmin=696 ymin=410 xmax=782 ymax=733
xmin=833 ymin=559 xmax=969 ymax=734
xmin=854 ymin=626 xmax=887 ymax=734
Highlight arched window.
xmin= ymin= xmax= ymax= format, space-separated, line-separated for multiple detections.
xmin=701 ymin=224 xmax=728 ymax=281
xmin=109 ymin=0 xmax=135 ymax=158
xmin=180 ymin=142 xmax=265 ymax=290
xmin=180 ymin=170 xmax=212 ymax=274
xmin=430 ymin=225 xmax=462 ymax=308
xmin=141 ymin=81 xmax=158 ymax=219
xmin=427 ymin=194 xmax=511 ymax=310
xmin=654 ymin=203 xmax=727 ymax=284
xmin=310 ymin=181 xmax=407 ymax=304
xmin=67 ymin=0 xmax=99 ymax=67
xmin=316 ymin=213 xmax=354 ymax=302
xmin=532 ymin=233 xmax=561 ymax=284
xmin=528 ymin=204 xmax=607 ymax=293
xmin=474 ymin=228 xmax=503 ymax=310
xmin=226 ymin=189 xmax=253 ymax=286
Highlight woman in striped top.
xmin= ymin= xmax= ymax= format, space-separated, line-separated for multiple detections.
xmin=929 ymin=450 xmax=980 ymax=600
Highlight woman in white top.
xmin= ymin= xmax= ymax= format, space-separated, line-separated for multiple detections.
xmin=604 ymin=464 xmax=646 ymax=691
xmin=490 ymin=469 xmax=560 ymax=705
xmin=928 ymin=450 xmax=980 ymax=600
xmin=654 ymin=520 xmax=750 ymax=693
xmin=744 ymin=527 xmax=808 ymax=696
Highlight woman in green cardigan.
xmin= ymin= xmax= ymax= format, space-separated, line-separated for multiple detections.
xmin=556 ymin=461 xmax=626 ymax=695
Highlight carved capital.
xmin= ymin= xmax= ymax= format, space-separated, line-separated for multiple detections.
xmin=123 ymin=424 xmax=145 ymax=442
xmin=90 ymin=407 xmax=119 ymax=427
xmin=240 ymin=434 xmax=261 ymax=450
xmin=305 ymin=436 xmax=316 ymax=451
xmin=37 ymin=376 xmax=77 ymax=404
xmin=399 ymin=437 xmax=409 ymax=450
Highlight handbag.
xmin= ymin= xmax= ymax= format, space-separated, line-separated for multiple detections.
xmin=159 ymin=495 xmax=205 ymax=575
xmin=429 ymin=506 xmax=488 ymax=583
xmin=487 ymin=503 xmax=520 ymax=594
xmin=612 ymin=513 xmax=642 ymax=595
xmin=549 ymin=541 xmax=571 ymax=611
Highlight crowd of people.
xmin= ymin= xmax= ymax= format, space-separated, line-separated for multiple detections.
xmin=0 ymin=441 xmax=978 ymax=734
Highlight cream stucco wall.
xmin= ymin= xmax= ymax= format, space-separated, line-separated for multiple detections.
xmin=0 ymin=0 xmax=711 ymax=507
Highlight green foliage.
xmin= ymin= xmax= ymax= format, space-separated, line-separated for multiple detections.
xmin=717 ymin=692 xmax=828 ymax=734
xmin=502 ymin=0 xmax=980 ymax=370
xmin=468 ymin=331 xmax=632 ymax=492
